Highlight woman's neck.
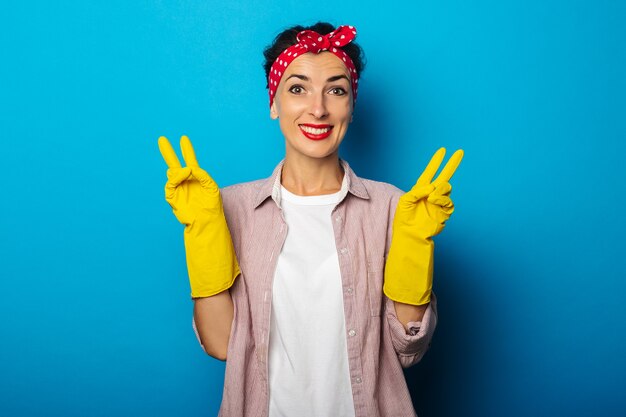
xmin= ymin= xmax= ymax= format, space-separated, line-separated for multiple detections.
xmin=281 ymin=154 xmax=344 ymax=196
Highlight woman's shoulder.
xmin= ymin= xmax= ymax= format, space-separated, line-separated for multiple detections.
xmin=357 ymin=177 xmax=405 ymax=200
xmin=347 ymin=176 xmax=404 ymax=223
xmin=220 ymin=178 xmax=268 ymax=207
xmin=221 ymin=178 xmax=266 ymax=195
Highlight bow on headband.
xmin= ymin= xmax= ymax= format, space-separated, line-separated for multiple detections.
xmin=296 ymin=25 xmax=356 ymax=53
xmin=268 ymin=25 xmax=359 ymax=108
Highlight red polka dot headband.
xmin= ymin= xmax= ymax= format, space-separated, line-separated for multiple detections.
xmin=268 ymin=25 xmax=359 ymax=108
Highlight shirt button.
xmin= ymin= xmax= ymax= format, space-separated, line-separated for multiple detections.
xmin=355 ymin=377 xmax=362 ymax=383
xmin=335 ymin=215 xmax=342 ymax=223
xmin=348 ymin=329 xmax=356 ymax=337
xmin=346 ymin=287 xmax=353 ymax=294
xmin=340 ymin=247 xmax=348 ymax=254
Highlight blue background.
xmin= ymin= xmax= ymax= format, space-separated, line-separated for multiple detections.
xmin=1 ymin=1 xmax=624 ymax=416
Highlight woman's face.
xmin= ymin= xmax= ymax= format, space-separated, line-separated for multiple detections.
xmin=270 ymin=51 xmax=353 ymax=162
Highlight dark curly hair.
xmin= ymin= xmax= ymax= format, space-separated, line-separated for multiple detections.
xmin=262 ymin=21 xmax=366 ymax=90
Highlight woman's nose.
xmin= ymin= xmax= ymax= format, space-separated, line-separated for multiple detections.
xmin=309 ymin=92 xmax=328 ymax=119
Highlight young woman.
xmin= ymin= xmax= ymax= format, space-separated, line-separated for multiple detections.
xmin=158 ymin=22 xmax=463 ymax=417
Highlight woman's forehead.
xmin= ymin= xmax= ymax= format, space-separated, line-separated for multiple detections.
xmin=284 ymin=52 xmax=351 ymax=80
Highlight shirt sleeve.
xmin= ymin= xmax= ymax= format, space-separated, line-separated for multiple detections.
xmin=384 ymin=291 xmax=438 ymax=369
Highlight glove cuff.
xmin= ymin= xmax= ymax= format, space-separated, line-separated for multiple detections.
xmin=383 ymin=236 xmax=434 ymax=306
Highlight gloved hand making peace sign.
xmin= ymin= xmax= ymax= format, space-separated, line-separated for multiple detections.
xmin=158 ymin=135 xmax=240 ymax=298
xmin=383 ymin=148 xmax=464 ymax=306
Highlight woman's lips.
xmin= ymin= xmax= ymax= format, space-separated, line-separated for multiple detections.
xmin=299 ymin=124 xmax=333 ymax=140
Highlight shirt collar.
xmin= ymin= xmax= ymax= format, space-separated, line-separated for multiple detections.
xmin=253 ymin=158 xmax=370 ymax=209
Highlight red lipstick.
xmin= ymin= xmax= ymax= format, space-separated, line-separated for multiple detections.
xmin=299 ymin=124 xmax=333 ymax=140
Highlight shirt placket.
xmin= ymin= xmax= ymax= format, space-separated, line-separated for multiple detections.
xmin=331 ymin=201 xmax=366 ymax=416
xmin=260 ymin=204 xmax=288 ymax=417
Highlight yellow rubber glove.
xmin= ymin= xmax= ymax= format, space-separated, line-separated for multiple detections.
xmin=158 ymin=135 xmax=241 ymax=298
xmin=383 ymin=148 xmax=464 ymax=305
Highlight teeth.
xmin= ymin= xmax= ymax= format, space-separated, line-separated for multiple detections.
xmin=300 ymin=125 xmax=331 ymax=135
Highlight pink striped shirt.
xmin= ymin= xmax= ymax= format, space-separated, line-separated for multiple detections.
xmin=194 ymin=158 xmax=438 ymax=416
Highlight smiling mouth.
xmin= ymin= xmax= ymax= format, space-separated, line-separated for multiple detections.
xmin=299 ymin=124 xmax=333 ymax=140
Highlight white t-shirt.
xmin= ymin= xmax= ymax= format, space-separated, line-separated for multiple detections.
xmin=268 ymin=178 xmax=355 ymax=417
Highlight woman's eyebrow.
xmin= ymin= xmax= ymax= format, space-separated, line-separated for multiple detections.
xmin=285 ymin=74 xmax=309 ymax=82
xmin=326 ymin=74 xmax=349 ymax=83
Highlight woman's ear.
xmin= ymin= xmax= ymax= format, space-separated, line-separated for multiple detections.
xmin=270 ymin=101 xmax=278 ymax=120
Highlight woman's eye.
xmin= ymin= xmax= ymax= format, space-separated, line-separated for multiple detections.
xmin=329 ymin=87 xmax=347 ymax=96
xmin=288 ymin=85 xmax=305 ymax=94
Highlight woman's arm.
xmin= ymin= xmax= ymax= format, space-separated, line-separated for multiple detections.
xmin=386 ymin=294 xmax=438 ymax=368
xmin=393 ymin=301 xmax=429 ymax=333
xmin=193 ymin=289 xmax=234 ymax=361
